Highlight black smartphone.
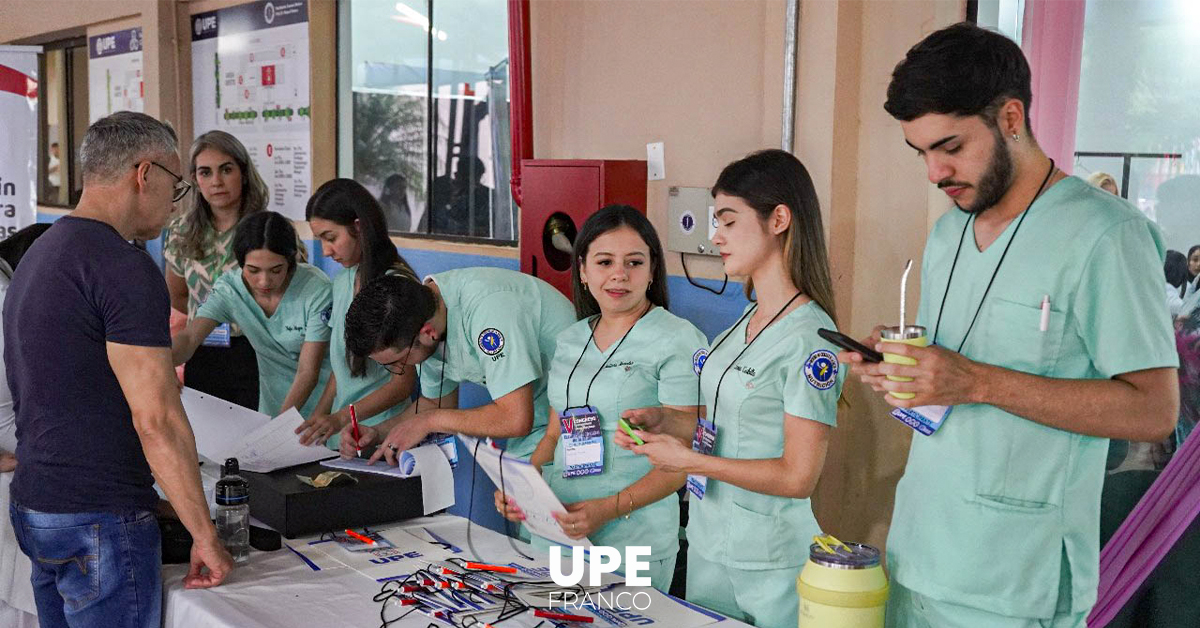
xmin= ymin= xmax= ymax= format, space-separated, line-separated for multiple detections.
xmin=818 ymin=328 xmax=884 ymax=363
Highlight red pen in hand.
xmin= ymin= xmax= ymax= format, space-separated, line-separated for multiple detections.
xmin=349 ymin=404 xmax=361 ymax=458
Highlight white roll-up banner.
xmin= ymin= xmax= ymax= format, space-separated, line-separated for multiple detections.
xmin=0 ymin=46 xmax=40 ymax=240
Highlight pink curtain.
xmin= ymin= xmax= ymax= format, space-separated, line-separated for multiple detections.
xmin=1021 ymin=0 xmax=1087 ymax=173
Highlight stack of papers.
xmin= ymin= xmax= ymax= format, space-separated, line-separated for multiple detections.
xmin=181 ymin=388 xmax=336 ymax=472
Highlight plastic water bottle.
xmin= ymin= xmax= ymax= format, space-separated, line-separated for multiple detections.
xmin=215 ymin=457 xmax=250 ymax=562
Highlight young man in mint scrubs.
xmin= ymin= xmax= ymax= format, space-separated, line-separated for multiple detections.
xmin=335 ymin=268 xmax=576 ymax=463
xmin=842 ymin=23 xmax=1179 ymax=628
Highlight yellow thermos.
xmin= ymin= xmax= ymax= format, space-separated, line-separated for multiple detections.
xmin=797 ymin=535 xmax=888 ymax=628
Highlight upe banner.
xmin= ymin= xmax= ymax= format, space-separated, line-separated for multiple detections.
xmin=0 ymin=46 xmax=39 ymax=240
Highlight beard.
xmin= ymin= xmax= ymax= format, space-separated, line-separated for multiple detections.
xmin=945 ymin=127 xmax=1015 ymax=214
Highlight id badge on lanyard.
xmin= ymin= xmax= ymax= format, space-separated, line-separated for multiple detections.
xmin=685 ymin=418 xmax=717 ymax=499
xmin=421 ymin=432 xmax=460 ymax=468
xmin=560 ymin=406 xmax=605 ymax=478
xmin=202 ymin=322 xmax=232 ymax=348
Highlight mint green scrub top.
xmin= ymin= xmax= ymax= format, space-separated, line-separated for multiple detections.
xmin=686 ymin=301 xmax=844 ymax=570
xmin=887 ymin=177 xmax=1178 ymax=618
xmin=536 ymin=307 xmax=708 ymax=562
xmin=417 ymin=268 xmax=576 ymax=459
xmin=196 ymin=263 xmax=333 ymax=417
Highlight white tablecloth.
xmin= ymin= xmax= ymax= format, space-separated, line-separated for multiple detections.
xmin=164 ymin=514 xmax=747 ymax=628
xmin=3 ymin=466 xmax=749 ymax=628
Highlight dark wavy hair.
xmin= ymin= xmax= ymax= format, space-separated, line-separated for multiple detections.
xmin=570 ymin=205 xmax=668 ymax=319
xmin=344 ymin=274 xmax=437 ymax=377
xmin=1166 ymin=250 xmax=1189 ymax=294
xmin=712 ymin=149 xmax=837 ymax=322
xmin=885 ymin=22 xmax=1033 ymax=136
xmin=305 ymin=178 xmax=415 ymax=284
xmin=0 ymin=223 xmax=52 ymax=275
xmin=233 ymin=211 xmax=299 ymax=274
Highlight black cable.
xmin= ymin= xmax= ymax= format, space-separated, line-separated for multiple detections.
xmin=680 ymin=252 xmax=727 ymax=295
xmin=467 ymin=439 xmax=481 ymax=560
xmin=498 ymin=446 xmax=534 ymax=561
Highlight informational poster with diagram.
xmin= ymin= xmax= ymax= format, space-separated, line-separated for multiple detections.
xmin=87 ymin=27 xmax=144 ymax=123
xmin=192 ymin=0 xmax=311 ymax=220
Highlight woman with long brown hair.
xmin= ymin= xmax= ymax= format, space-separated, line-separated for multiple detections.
xmin=618 ymin=149 xmax=845 ymax=627
xmin=164 ymin=130 xmax=289 ymax=409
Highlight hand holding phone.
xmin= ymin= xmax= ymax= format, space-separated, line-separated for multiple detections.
xmin=818 ymin=328 xmax=884 ymax=363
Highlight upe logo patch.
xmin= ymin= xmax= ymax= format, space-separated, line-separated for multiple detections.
xmin=478 ymin=328 xmax=505 ymax=356
xmin=692 ymin=348 xmax=708 ymax=375
xmin=804 ymin=349 xmax=838 ymax=390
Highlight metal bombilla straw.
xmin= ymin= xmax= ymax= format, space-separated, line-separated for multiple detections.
xmin=900 ymin=259 xmax=912 ymax=333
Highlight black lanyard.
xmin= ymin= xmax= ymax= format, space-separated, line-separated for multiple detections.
xmin=414 ymin=314 xmax=448 ymax=412
xmin=704 ymin=292 xmax=804 ymax=429
xmin=932 ymin=159 xmax=1056 ymax=353
xmin=563 ymin=305 xmax=650 ymax=410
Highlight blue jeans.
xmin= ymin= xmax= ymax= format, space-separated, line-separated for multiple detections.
xmin=9 ymin=503 xmax=161 ymax=628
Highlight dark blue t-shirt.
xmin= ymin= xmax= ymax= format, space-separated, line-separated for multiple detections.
xmin=4 ymin=216 xmax=170 ymax=513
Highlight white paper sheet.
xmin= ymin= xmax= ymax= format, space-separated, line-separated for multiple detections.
xmin=181 ymin=388 xmax=335 ymax=472
xmin=459 ymin=436 xmax=589 ymax=547
xmin=232 ymin=409 xmax=336 ymax=472
xmin=180 ymin=387 xmax=269 ymax=463
xmin=320 ymin=444 xmax=455 ymax=515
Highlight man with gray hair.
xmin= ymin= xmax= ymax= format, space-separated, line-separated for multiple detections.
xmin=4 ymin=111 xmax=233 ymax=628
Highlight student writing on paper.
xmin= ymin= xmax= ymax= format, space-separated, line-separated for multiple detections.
xmin=492 ymin=206 xmax=704 ymax=592
xmin=172 ymin=212 xmax=333 ymax=420
xmin=297 ymin=179 xmax=420 ymax=450
xmin=617 ymin=151 xmax=845 ymax=628
xmin=335 ymin=267 xmax=575 ymax=463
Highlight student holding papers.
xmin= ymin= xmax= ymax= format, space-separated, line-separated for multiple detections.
xmin=617 ymin=151 xmax=845 ymax=628
xmin=173 ymin=211 xmax=333 ymax=419
xmin=491 ymin=206 xmax=705 ymax=592
xmin=334 ymin=267 xmax=575 ymax=462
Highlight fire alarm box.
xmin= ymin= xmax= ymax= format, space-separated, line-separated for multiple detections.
xmin=519 ymin=159 xmax=647 ymax=298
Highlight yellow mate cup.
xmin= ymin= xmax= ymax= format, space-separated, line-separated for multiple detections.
xmin=880 ymin=325 xmax=927 ymax=400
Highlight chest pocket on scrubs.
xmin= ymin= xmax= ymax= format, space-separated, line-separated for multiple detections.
xmin=974 ymin=297 xmax=1071 ymax=509
xmin=729 ymin=368 xmax=781 ymax=460
xmin=983 ymin=297 xmax=1065 ymax=375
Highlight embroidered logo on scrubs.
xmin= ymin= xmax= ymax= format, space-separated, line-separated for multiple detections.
xmin=804 ymin=349 xmax=838 ymax=390
xmin=319 ymin=305 xmax=332 ymax=325
xmin=692 ymin=349 xmax=708 ymax=375
xmin=478 ymin=328 xmax=505 ymax=356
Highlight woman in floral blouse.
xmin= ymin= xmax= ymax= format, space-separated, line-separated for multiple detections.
xmin=164 ymin=130 xmax=304 ymax=409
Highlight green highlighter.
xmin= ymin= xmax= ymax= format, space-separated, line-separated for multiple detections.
xmin=618 ymin=417 xmax=645 ymax=446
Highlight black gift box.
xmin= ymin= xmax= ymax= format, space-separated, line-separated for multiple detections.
xmin=243 ymin=460 xmax=426 ymax=538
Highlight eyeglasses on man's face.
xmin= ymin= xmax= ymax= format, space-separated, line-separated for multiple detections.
xmin=134 ymin=161 xmax=193 ymax=203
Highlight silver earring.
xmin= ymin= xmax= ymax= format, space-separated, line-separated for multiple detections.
xmin=1012 ymin=133 xmax=1020 ymax=142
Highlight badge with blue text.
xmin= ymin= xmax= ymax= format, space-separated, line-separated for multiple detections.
xmin=804 ymin=349 xmax=838 ymax=390
xmin=201 ymin=322 xmax=232 ymax=348
xmin=478 ymin=328 xmax=505 ymax=356
xmin=686 ymin=418 xmax=717 ymax=499
xmin=560 ymin=406 xmax=604 ymax=478
xmin=692 ymin=348 xmax=708 ymax=375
